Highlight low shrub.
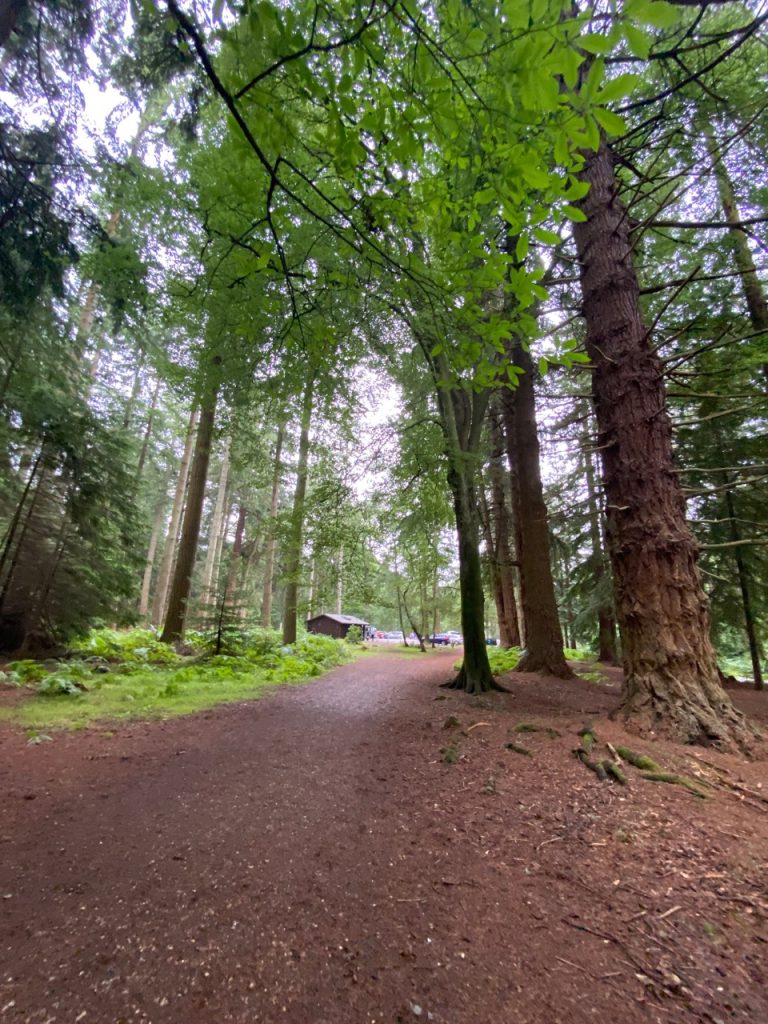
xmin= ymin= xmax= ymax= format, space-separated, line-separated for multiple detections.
xmin=70 ymin=627 xmax=180 ymax=665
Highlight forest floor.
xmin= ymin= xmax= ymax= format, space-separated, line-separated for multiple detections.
xmin=0 ymin=651 xmax=766 ymax=1024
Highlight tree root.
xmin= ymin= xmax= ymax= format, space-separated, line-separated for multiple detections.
xmin=574 ymin=748 xmax=608 ymax=780
xmin=440 ymin=675 xmax=509 ymax=694
xmin=604 ymin=760 xmax=628 ymax=785
xmin=640 ymin=771 xmax=707 ymax=799
xmin=578 ymin=724 xmax=596 ymax=753
xmin=505 ymin=741 xmax=531 ymax=757
xmin=616 ymin=746 xmax=707 ymax=798
xmin=615 ymin=746 xmax=661 ymax=772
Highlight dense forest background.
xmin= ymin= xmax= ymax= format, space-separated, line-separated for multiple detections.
xmin=1 ymin=0 xmax=766 ymax=744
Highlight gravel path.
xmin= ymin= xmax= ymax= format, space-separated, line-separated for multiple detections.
xmin=1 ymin=652 xmax=765 ymax=1024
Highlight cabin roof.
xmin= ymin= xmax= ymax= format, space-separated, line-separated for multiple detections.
xmin=307 ymin=613 xmax=368 ymax=626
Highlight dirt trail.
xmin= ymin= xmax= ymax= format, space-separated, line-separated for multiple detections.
xmin=0 ymin=652 xmax=766 ymax=1024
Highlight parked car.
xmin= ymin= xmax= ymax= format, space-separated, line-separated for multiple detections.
xmin=384 ymin=630 xmax=405 ymax=642
xmin=446 ymin=631 xmax=463 ymax=645
xmin=427 ymin=633 xmax=451 ymax=646
xmin=486 ymin=637 xmax=499 ymax=646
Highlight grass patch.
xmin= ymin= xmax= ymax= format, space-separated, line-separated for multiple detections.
xmin=578 ymin=670 xmax=610 ymax=685
xmin=453 ymin=646 xmax=521 ymax=675
xmin=357 ymin=643 xmax=427 ymax=658
xmin=0 ymin=627 xmax=352 ymax=731
xmin=564 ymin=647 xmax=596 ymax=662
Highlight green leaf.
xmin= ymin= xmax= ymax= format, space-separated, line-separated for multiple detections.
xmin=559 ymin=48 xmax=584 ymax=90
xmin=563 ymin=179 xmax=590 ymax=201
xmin=594 ymin=107 xmax=626 ymax=137
xmin=554 ymin=131 xmax=570 ymax=167
xmin=582 ymin=57 xmax=605 ymax=100
xmin=474 ymin=186 xmax=496 ymax=205
xmin=521 ymin=164 xmax=551 ymax=190
xmin=596 ymin=73 xmax=642 ymax=104
xmin=625 ymin=0 xmax=679 ymax=29
xmin=515 ymin=235 xmax=529 ymax=262
xmin=577 ymin=33 xmax=612 ymax=56
xmin=624 ymin=24 xmax=652 ymax=60
xmin=533 ymin=226 xmax=561 ymax=246
xmin=538 ymin=356 xmax=549 ymax=376
xmin=583 ymin=114 xmax=601 ymax=151
xmin=563 ymin=204 xmax=588 ymax=223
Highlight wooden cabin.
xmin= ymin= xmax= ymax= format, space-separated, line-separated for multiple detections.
xmin=306 ymin=612 xmax=368 ymax=639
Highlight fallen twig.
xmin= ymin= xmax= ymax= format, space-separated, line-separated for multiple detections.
xmin=658 ymin=905 xmax=682 ymax=920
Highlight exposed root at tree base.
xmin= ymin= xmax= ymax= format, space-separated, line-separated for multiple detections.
xmin=441 ymin=673 xmax=509 ymax=695
xmin=616 ymin=688 xmax=759 ymax=754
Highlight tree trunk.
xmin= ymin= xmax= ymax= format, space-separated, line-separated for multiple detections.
xmin=583 ymin=428 xmax=617 ymax=663
xmin=138 ymin=484 xmax=169 ymax=619
xmin=435 ymin=381 xmax=500 ymax=693
xmin=335 ymin=545 xmax=344 ymax=614
xmin=223 ymin=504 xmax=247 ymax=610
xmin=121 ymin=351 xmax=147 ymax=430
xmin=19 ymin=518 xmax=69 ymax=652
xmin=282 ymin=379 xmax=314 ymax=645
xmin=479 ymin=482 xmax=506 ymax=644
xmin=238 ymin=531 xmax=264 ymax=621
xmin=261 ymin=423 xmax=285 ymax=629
xmin=707 ymin=131 xmax=768 ymax=384
xmin=487 ymin=396 xmax=521 ymax=647
xmin=0 ymin=448 xmax=42 ymax=596
xmin=723 ymin=483 xmax=763 ymax=691
xmin=151 ymin=407 xmax=198 ymax=626
xmin=198 ymin=438 xmax=231 ymax=618
xmin=502 ymin=343 xmax=572 ymax=677
xmin=161 ymin=392 xmax=217 ymax=644
xmin=573 ymin=138 xmax=752 ymax=747
xmin=135 ymin=378 xmax=162 ymax=482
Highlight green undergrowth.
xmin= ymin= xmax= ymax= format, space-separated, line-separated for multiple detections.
xmin=0 ymin=627 xmax=353 ymax=730
xmin=454 ymin=646 xmax=522 ymax=675
xmin=454 ymin=645 xmax=598 ymax=677
xmin=719 ymin=654 xmax=757 ymax=682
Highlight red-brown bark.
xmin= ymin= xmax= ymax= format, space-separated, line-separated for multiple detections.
xmin=502 ymin=343 xmax=572 ymax=678
xmin=486 ymin=398 xmax=521 ymax=648
xmin=573 ymin=140 xmax=753 ymax=748
xmin=161 ymin=391 xmax=217 ymax=644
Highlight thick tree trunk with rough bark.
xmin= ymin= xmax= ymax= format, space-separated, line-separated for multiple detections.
xmin=282 ymin=379 xmax=314 ymax=645
xmin=574 ymin=139 xmax=752 ymax=747
xmin=502 ymin=344 xmax=572 ymax=677
xmin=151 ymin=407 xmax=198 ymax=626
xmin=261 ymin=424 xmax=285 ymax=629
xmin=161 ymin=392 xmax=217 ymax=644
